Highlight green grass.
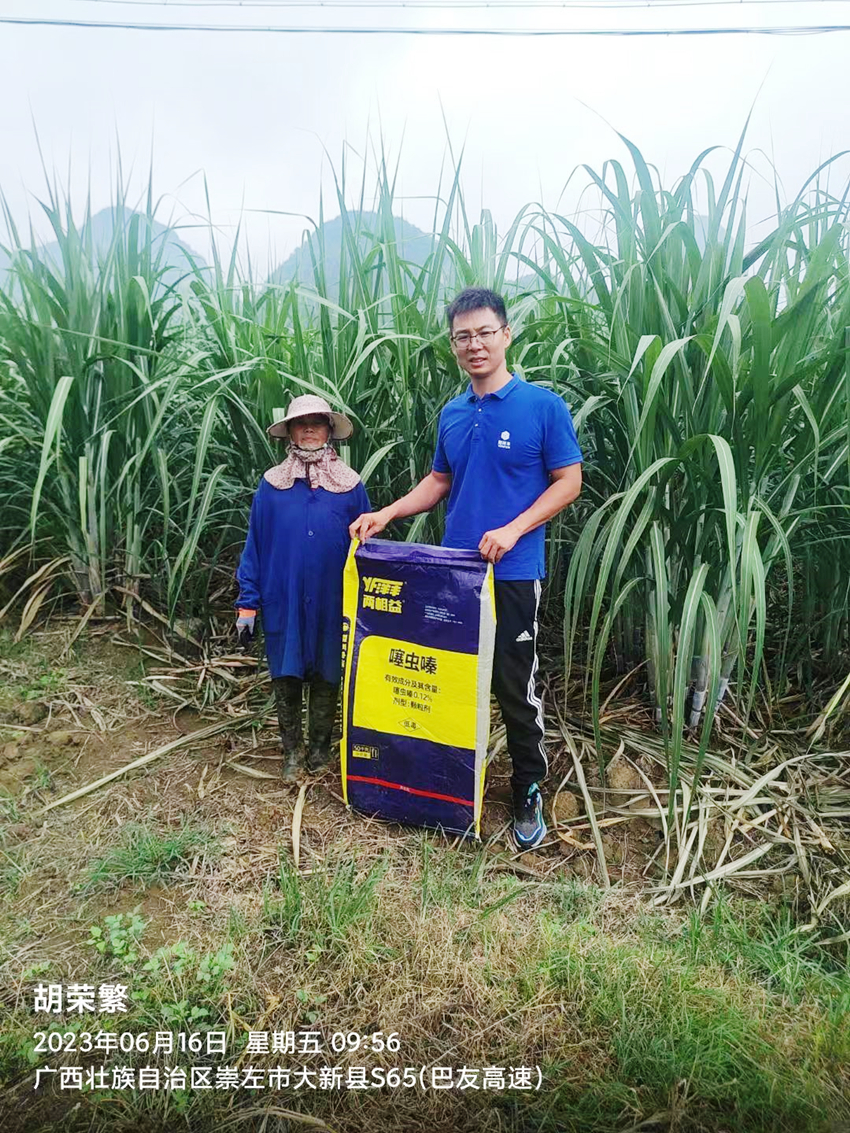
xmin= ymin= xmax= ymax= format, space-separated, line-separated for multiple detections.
xmin=0 ymin=629 xmax=66 ymax=712
xmin=2 ymin=835 xmax=848 ymax=1132
xmin=0 ymin=844 xmax=25 ymax=897
xmin=82 ymin=820 xmax=217 ymax=892
xmin=542 ymin=933 xmax=830 ymax=1130
xmin=683 ymin=897 xmax=850 ymax=1008
xmin=265 ymin=854 xmax=387 ymax=954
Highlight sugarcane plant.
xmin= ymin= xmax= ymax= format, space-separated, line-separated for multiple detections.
xmin=0 ymin=133 xmax=847 ymax=774
xmin=546 ymin=134 xmax=850 ymax=829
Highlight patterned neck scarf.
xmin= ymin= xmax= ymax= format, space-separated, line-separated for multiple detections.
xmin=263 ymin=443 xmax=361 ymax=494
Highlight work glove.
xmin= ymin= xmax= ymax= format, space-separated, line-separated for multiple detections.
xmin=236 ymin=609 xmax=257 ymax=650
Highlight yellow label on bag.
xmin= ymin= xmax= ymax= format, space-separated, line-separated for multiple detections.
xmin=351 ymin=634 xmax=478 ymax=749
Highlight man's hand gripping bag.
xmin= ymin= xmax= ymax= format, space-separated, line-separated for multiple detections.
xmin=341 ymin=539 xmax=496 ymax=837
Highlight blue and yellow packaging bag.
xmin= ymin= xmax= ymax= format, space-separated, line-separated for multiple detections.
xmin=341 ymin=538 xmax=496 ymax=838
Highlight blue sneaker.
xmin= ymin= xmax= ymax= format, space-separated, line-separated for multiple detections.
xmin=512 ymin=782 xmax=547 ymax=851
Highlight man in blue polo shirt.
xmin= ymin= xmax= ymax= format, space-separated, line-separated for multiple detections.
xmin=350 ymin=287 xmax=583 ymax=850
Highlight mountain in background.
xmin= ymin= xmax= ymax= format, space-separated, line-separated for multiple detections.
xmin=0 ymin=208 xmax=205 ymax=287
xmin=266 ymin=210 xmax=582 ymax=303
xmin=268 ymin=211 xmax=435 ymax=297
xmin=1 ymin=206 xmax=725 ymax=298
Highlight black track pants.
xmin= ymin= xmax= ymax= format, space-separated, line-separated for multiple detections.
xmin=492 ymin=579 xmax=547 ymax=790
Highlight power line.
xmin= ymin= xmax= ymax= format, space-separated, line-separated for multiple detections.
xmin=61 ymin=0 xmax=850 ymax=7
xmin=4 ymin=14 xmax=850 ymax=32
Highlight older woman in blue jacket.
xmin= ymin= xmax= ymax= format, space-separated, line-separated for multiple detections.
xmin=235 ymin=394 xmax=370 ymax=778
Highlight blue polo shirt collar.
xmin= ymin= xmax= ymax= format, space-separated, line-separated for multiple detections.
xmin=465 ymin=373 xmax=520 ymax=402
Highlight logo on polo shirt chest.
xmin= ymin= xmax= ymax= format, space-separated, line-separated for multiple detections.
xmin=498 ymin=430 xmax=511 ymax=450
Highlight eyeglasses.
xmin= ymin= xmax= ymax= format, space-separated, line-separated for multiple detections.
xmin=450 ymin=325 xmax=507 ymax=349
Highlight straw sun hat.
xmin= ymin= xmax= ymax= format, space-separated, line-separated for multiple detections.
xmin=266 ymin=393 xmax=353 ymax=441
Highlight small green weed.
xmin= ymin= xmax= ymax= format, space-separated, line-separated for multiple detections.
xmin=141 ymin=940 xmax=235 ymax=989
xmin=295 ymin=985 xmax=328 ymax=1025
xmin=134 ymin=940 xmax=236 ymax=1030
xmin=323 ymin=858 xmax=385 ymax=939
xmin=29 ymin=763 xmax=53 ymax=791
xmin=196 ymin=942 xmax=236 ymax=987
xmin=21 ymin=960 xmax=50 ymax=981
xmin=0 ymin=844 xmax=25 ymax=896
xmin=21 ymin=670 xmax=65 ymax=701
xmin=87 ymin=912 xmax=146 ymax=963
xmin=266 ymin=856 xmax=385 ymax=953
xmin=0 ymin=795 xmax=23 ymax=824
xmin=82 ymin=910 xmax=237 ymax=1032
xmin=417 ymin=837 xmax=505 ymax=909
xmin=83 ymin=821 xmax=216 ymax=892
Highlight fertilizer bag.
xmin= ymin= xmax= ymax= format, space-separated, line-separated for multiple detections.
xmin=341 ymin=538 xmax=496 ymax=837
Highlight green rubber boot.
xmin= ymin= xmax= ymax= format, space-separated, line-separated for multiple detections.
xmin=273 ymin=676 xmax=304 ymax=781
xmin=306 ymin=679 xmax=339 ymax=774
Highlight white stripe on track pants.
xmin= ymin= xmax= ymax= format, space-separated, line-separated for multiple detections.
xmin=492 ymin=579 xmax=547 ymax=790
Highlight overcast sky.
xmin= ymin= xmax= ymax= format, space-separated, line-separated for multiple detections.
xmin=1 ymin=0 xmax=848 ymax=272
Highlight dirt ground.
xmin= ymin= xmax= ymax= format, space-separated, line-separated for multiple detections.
xmin=0 ymin=628 xmax=665 ymax=904
xmin=2 ymin=626 xmax=847 ymax=1133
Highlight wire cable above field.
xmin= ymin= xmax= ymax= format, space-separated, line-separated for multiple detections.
xmin=4 ymin=13 xmax=850 ymax=33
xmin=57 ymin=0 xmax=850 ymax=9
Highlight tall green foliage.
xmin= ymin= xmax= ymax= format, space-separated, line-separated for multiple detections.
xmin=534 ymin=138 xmax=850 ymax=800
xmin=0 ymin=175 xmax=195 ymax=615
xmin=0 ymin=138 xmax=847 ymax=771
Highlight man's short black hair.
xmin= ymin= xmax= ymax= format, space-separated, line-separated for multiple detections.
xmin=446 ymin=287 xmax=508 ymax=330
